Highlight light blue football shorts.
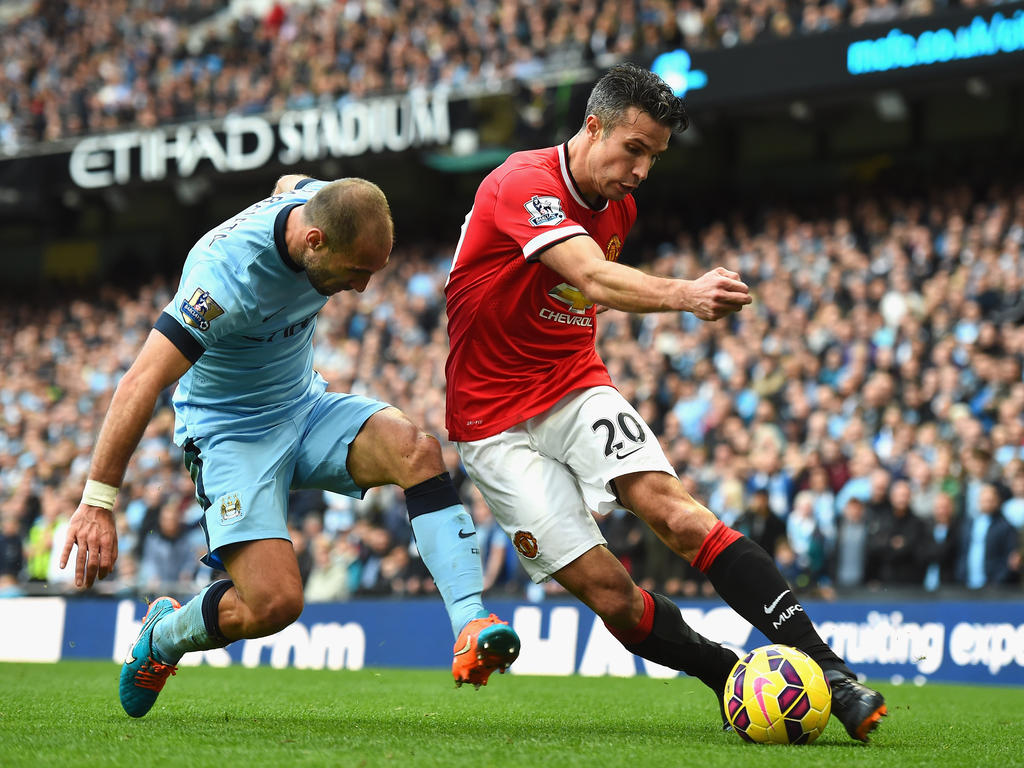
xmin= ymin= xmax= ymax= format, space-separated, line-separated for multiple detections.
xmin=182 ymin=391 xmax=389 ymax=570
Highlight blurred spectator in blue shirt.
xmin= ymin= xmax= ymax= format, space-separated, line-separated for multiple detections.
xmin=0 ymin=513 xmax=24 ymax=583
xmin=834 ymin=497 xmax=870 ymax=588
xmin=834 ymin=444 xmax=878 ymax=520
xmin=138 ymin=499 xmax=201 ymax=590
xmin=956 ymin=484 xmax=1018 ymax=588
xmin=1003 ymin=469 xmax=1024 ymax=530
xmin=922 ymin=493 xmax=960 ymax=592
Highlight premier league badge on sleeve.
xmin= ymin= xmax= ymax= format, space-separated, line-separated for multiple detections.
xmin=180 ymin=288 xmax=225 ymax=331
xmin=524 ymin=195 xmax=566 ymax=227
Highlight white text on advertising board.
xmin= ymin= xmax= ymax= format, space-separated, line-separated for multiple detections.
xmin=69 ymin=91 xmax=450 ymax=189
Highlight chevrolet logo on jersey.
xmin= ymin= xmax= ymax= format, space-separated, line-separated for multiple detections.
xmin=548 ymin=283 xmax=592 ymax=314
xmin=180 ymin=288 xmax=224 ymax=331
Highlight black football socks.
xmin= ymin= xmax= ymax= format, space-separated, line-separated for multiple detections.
xmin=695 ymin=522 xmax=853 ymax=678
xmin=606 ymin=588 xmax=738 ymax=692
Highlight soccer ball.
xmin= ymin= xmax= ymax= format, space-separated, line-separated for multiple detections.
xmin=723 ymin=644 xmax=832 ymax=744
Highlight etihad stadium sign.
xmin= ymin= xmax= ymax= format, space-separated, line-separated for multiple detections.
xmin=68 ymin=91 xmax=450 ymax=189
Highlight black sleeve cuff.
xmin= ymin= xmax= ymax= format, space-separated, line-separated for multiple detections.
xmin=294 ymin=177 xmax=319 ymax=189
xmin=154 ymin=311 xmax=205 ymax=363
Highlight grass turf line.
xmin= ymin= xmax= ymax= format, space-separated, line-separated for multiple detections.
xmin=1 ymin=661 xmax=1021 ymax=768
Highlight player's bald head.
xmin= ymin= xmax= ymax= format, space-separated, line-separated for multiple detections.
xmin=303 ymin=178 xmax=394 ymax=254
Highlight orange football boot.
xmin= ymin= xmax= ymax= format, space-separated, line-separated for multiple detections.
xmin=452 ymin=613 xmax=520 ymax=689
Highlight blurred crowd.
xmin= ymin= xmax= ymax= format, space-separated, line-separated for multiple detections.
xmin=0 ymin=0 xmax=1004 ymax=151
xmin=1 ymin=179 xmax=1022 ymax=603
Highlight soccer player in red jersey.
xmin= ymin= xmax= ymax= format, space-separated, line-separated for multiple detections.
xmin=444 ymin=63 xmax=886 ymax=742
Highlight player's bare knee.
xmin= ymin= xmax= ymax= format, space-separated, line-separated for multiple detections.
xmin=403 ymin=430 xmax=445 ymax=479
xmin=577 ymin=571 xmax=636 ymax=624
xmin=662 ymin=507 xmax=716 ymax=554
xmin=255 ymin=592 xmax=304 ymax=634
xmin=593 ymin=586 xmax=637 ymax=625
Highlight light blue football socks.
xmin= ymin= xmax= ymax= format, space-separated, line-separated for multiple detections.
xmin=406 ymin=474 xmax=486 ymax=638
xmin=410 ymin=502 xmax=487 ymax=637
xmin=151 ymin=579 xmax=233 ymax=663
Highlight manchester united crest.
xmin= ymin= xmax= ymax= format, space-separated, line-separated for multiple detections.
xmin=605 ymin=234 xmax=622 ymax=262
xmin=513 ymin=530 xmax=539 ymax=559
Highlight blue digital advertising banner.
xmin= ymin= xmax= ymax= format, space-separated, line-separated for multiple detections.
xmin=2 ymin=596 xmax=1022 ymax=686
xmin=651 ymin=1 xmax=1024 ymax=106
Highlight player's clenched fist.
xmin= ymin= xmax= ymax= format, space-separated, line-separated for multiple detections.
xmin=680 ymin=267 xmax=752 ymax=321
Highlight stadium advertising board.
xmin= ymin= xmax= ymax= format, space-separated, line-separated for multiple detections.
xmin=3 ymin=597 xmax=1022 ymax=686
xmin=66 ymin=90 xmax=451 ymax=189
xmin=653 ymin=1 xmax=1024 ymax=105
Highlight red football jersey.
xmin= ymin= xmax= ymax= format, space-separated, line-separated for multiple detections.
xmin=445 ymin=143 xmax=636 ymax=442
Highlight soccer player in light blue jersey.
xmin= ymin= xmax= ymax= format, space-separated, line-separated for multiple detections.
xmin=61 ymin=175 xmax=519 ymax=718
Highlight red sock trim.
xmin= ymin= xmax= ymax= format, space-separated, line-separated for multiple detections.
xmin=604 ymin=588 xmax=656 ymax=646
xmin=693 ymin=520 xmax=743 ymax=573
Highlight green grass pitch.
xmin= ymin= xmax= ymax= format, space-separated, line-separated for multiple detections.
xmin=1 ymin=661 xmax=1021 ymax=767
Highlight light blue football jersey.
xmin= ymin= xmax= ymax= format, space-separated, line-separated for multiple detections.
xmin=155 ymin=178 xmax=334 ymax=444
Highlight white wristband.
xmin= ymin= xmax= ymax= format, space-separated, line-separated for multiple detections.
xmin=82 ymin=479 xmax=119 ymax=511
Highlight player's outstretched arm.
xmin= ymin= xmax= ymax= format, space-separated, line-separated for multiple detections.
xmin=272 ymin=174 xmax=311 ymax=195
xmin=60 ymin=330 xmax=193 ymax=588
xmin=539 ymin=236 xmax=751 ymax=320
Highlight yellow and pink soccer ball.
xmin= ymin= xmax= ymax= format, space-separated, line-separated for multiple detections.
xmin=723 ymin=644 xmax=832 ymax=744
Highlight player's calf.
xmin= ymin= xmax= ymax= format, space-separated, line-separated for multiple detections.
xmin=609 ymin=590 xmax=738 ymax=698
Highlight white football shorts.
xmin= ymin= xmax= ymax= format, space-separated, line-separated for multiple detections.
xmin=456 ymin=386 xmax=676 ymax=583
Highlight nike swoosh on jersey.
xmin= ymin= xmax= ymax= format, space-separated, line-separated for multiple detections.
xmin=763 ymin=589 xmax=791 ymax=614
xmin=262 ymin=307 xmax=287 ymax=323
xmin=458 ymin=529 xmax=475 ymax=538
xmin=615 ymin=447 xmax=644 ymax=460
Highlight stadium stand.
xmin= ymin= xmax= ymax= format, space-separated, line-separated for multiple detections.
xmin=0 ymin=0 xmax=1010 ymax=150
xmin=1 ymin=182 xmax=1021 ymax=598
xmin=0 ymin=0 xmax=1021 ymax=601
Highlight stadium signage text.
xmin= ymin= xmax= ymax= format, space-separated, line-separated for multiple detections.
xmin=111 ymin=600 xmax=368 ymax=671
xmin=68 ymin=91 xmax=451 ymax=189
xmin=847 ymin=10 xmax=1024 ymax=75
xmin=4 ymin=598 xmax=1022 ymax=684
xmin=673 ymin=0 xmax=1024 ymax=107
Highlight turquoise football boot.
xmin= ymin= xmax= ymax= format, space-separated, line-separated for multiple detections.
xmin=119 ymin=596 xmax=181 ymax=717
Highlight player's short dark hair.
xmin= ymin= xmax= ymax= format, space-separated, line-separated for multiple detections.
xmin=585 ymin=62 xmax=689 ymax=135
xmin=304 ymin=178 xmax=393 ymax=253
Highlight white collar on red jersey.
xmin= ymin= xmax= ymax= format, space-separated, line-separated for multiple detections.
xmin=558 ymin=143 xmax=609 ymax=212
